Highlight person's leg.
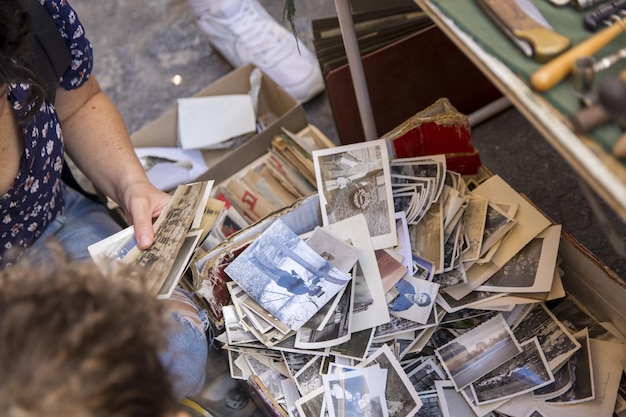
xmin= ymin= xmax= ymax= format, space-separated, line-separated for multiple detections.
xmin=186 ymin=0 xmax=324 ymax=103
xmin=30 ymin=184 xmax=209 ymax=400
xmin=162 ymin=288 xmax=210 ymax=400
xmin=28 ymin=183 xmax=122 ymax=260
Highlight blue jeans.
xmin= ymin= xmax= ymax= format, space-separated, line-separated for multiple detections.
xmin=29 ymin=183 xmax=208 ymax=399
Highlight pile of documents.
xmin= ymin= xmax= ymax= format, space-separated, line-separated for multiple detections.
xmin=212 ymin=125 xmax=335 ymax=232
xmin=190 ymin=138 xmax=626 ymax=417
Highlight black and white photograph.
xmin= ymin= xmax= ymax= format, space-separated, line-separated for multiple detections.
xmin=324 ymin=214 xmax=391 ymax=332
xmin=461 ymin=195 xmax=488 ymax=263
xmin=478 ymin=225 xmax=561 ymax=294
xmin=545 ymin=329 xmax=595 ymax=404
xmin=360 ymin=344 xmax=423 ymax=417
xmin=388 ymin=276 xmax=439 ymax=324
xmin=295 ymin=279 xmax=354 ymax=349
xmin=329 ymin=328 xmax=375 ymax=361
xmin=406 ymin=356 xmax=447 ymax=393
xmin=395 ymin=211 xmax=414 ymax=276
xmin=435 ymin=314 xmax=523 ymax=391
xmin=415 ymin=392 xmax=444 ymax=417
xmin=531 ymin=357 xmax=573 ymax=400
xmin=295 ymin=386 xmax=325 ymax=417
xmin=374 ymin=315 xmax=437 ymax=340
xmin=322 ymin=366 xmax=389 ymax=417
xmin=224 ymin=218 xmax=352 ymax=331
xmin=469 ymin=338 xmax=554 ymax=405
xmin=511 ymin=303 xmax=581 ymax=371
xmin=412 ymin=254 xmax=435 ymax=282
xmin=313 ymin=139 xmax=397 ymax=250
xmin=222 ymin=305 xmax=258 ymax=346
xmin=304 ymin=226 xmax=362 ymax=274
xmin=436 ymin=289 xmax=507 ymax=314
xmin=293 ymin=354 xmax=324 ymax=397
xmin=478 ymin=201 xmax=517 ymax=259
xmin=549 ymin=296 xmax=620 ymax=342
xmin=435 ymin=380 xmax=477 ymax=417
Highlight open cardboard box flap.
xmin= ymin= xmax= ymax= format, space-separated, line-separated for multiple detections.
xmin=131 ymin=64 xmax=308 ymax=185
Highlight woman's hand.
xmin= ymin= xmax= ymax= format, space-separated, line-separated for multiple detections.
xmin=119 ymin=180 xmax=171 ymax=249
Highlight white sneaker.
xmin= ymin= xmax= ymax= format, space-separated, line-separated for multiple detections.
xmin=188 ymin=0 xmax=324 ymax=103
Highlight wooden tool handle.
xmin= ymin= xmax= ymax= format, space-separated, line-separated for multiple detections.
xmin=530 ymin=18 xmax=626 ymax=92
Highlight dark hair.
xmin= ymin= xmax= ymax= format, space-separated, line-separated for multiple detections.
xmin=0 ymin=0 xmax=46 ymax=116
xmin=0 ymin=248 xmax=180 ymax=417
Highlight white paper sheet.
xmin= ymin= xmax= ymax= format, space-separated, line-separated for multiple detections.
xmin=177 ymin=94 xmax=256 ymax=149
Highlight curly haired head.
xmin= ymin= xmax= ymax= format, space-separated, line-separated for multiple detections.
xmin=0 ymin=252 xmax=180 ymax=417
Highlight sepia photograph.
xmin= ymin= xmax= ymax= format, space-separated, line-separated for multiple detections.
xmin=478 ymin=225 xmax=561 ymax=294
xmin=376 ymin=249 xmax=409 ymax=293
xmin=225 ymin=218 xmax=352 ymax=331
xmin=469 ymin=338 xmax=554 ymax=405
xmin=313 ymin=139 xmax=397 ymax=250
xmin=435 ymin=314 xmax=522 ymax=390
xmin=409 ymin=198 xmax=444 ymax=273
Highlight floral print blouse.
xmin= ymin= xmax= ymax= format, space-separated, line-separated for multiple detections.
xmin=0 ymin=0 xmax=93 ymax=263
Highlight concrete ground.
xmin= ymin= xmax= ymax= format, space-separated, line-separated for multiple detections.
xmin=70 ymin=0 xmax=626 ymax=279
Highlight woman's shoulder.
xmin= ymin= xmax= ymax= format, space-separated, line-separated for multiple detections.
xmin=39 ymin=0 xmax=93 ymax=89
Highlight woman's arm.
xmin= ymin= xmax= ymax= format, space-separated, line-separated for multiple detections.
xmin=54 ymin=74 xmax=171 ymax=249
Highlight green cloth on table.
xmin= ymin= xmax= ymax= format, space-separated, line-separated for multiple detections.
xmin=429 ymin=0 xmax=626 ymax=159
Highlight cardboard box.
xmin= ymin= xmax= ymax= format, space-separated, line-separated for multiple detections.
xmin=131 ymin=64 xmax=308 ymax=185
xmin=192 ymin=172 xmax=626 ymax=417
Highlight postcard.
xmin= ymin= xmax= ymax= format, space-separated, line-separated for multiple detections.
xmin=224 ymin=218 xmax=352 ymax=331
xmin=313 ymin=139 xmax=397 ymax=250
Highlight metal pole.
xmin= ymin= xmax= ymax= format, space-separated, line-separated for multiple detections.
xmin=333 ymin=0 xmax=378 ymax=140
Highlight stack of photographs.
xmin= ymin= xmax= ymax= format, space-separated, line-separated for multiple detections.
xmin=190 ymin=141 xmax=626 ymax=417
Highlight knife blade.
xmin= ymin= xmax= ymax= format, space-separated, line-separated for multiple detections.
xmin=476 ymin=0 xmax=571 ymax=62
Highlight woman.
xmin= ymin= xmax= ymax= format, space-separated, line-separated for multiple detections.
xmin=0 ymin=0 xmax=207 ymax=399
xmin=0 ymin=0 xmax=168 ymax=264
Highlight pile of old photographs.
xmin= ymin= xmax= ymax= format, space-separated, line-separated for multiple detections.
xmin=205 ymin=139 xmax=626 ymax=417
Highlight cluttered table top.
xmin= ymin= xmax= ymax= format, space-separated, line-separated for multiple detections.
xmin=413 ymin=0 xmax=626 ymax=221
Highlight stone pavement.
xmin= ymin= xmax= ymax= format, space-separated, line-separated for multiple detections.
xmin=70 ymin=0 xmax=626 ymax=278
